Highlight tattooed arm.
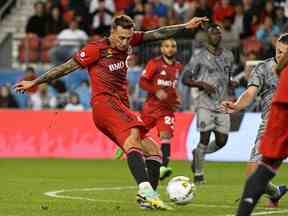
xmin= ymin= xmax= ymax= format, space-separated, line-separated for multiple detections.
xmin=143 ymin=17 xmax=208 ymax=42
xmin=14 ymin=58 xmax=80 ymax=92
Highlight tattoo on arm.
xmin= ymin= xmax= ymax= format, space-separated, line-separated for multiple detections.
xmin=34 ymin=58 xmax=80 ymax=85
xmin=143 ymin=24 xmax=187 ymax=42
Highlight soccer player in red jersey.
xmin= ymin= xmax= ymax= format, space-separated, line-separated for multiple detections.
xmin=14 ymin=15 xmax=208 ymax=210
xmin=140 ymin=38 xmax=183 ymax=180
xmin=236 ymin=33 xmax=288 ymax=216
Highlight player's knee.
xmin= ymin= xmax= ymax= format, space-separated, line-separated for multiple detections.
xmin=261 ymin=157 xmax=282 ymax=171
xmin=123 ymin=128 xmax=142 ymax=152
xmin=245 ymin=161 xmax=258 ymax=176
xmin=141 ymin=137 xmax=161 ymax=156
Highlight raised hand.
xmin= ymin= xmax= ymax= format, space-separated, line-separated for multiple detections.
xmin=185 ymin=17 xmax=209 ymax=29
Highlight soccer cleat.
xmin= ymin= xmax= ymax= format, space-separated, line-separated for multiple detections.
xmin=160 ymin=166 xmax=172 ymax=181
xmin=194 ymin=174 xmax=205 ymax=185
xmin=191 ymin=149 xmax=196 ymax=173
xmin=136 ymin=188 xmax=172 ymax=210
xmin=114 ymin=148 xmax=124 ymax=160
xmin=267 ymin=185 xmax=288 ymax=208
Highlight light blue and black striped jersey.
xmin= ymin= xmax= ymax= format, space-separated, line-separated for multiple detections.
xmin=182 ymin=48 xmax=234 ymax=111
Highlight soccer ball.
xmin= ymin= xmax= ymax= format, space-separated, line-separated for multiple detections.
xmin=166 ymin=176 xmax=195 ymax=205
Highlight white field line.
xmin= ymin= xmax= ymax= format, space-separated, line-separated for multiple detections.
xmin=44 ymin=186 xmax=288 ymax=214
xmin=44 ymin=186 xmax=234 ymax=208
xmin=44 ymin=186 xmax=135 ymax=204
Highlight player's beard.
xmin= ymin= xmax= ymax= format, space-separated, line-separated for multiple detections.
xmin=163 ymin=54 xmax=175 ymax=60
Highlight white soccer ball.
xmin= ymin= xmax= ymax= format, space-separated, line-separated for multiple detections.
xmin=166 ymin=176 xmax=195 ymax=205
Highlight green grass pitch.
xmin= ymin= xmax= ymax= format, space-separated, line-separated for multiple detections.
xmin=1 ymin=159 xmax=288 ymax=216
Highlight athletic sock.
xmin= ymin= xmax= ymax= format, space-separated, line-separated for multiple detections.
xmin=146 ymin=155 xmax=162 ymax=190
xmin=206 ymin=140 xmax=222 ymax=154
xmin=236 ymin=164 xmax=276 ymax=216
xmin=161 ymin=142 xmax=170 ymax=167
xmin=195 ymin=143 xmax=207 ymax=175
xmin=127 ymin=148 xmax=149 ymax=185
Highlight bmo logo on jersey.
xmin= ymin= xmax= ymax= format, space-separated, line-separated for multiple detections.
xmin=108 ymin=61 xmax=125 ymax=72
xmin=157 ymin=79 xmax=177 ymax=88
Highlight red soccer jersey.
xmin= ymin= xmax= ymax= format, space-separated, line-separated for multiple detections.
xmin=273 ymin=66 xmax=288 ymax=104
xmin=259 ymin=65 xmax=288 ymax=159
xmin=73 ymin=31 xmax=144 ymax=106
xmin=140 ymin=56 xmax=183 ymax=115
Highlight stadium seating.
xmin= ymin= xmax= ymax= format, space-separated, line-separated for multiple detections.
xmin=242 ymin=36 xmax=263 ymax=56
xmin=18 ymin=34 xmax=40 ymax=63
xmin=40 ymin=34 xmax=57 ymax=62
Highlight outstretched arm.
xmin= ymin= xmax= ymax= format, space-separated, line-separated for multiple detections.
xmin=220 ymin=86 xmax=258 ymax=113
xmin=14 ymin=58 xmax=80 ymax=92
xmin=33 ymin=58 xmax=80 ymax=85
xmin=143 ymin=17 xmax=208 ymax=42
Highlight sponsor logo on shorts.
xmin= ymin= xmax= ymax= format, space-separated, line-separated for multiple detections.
xmin=200 ymin=121 xmax=206 ymax=129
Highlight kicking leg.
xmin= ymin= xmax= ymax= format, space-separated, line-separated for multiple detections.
xmin=141 ymin=137 xmax=162 ymax=190
xmin=123 ymin=128 xmax=170 ymax=210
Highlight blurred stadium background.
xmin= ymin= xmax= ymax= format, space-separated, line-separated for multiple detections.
xmin=1 ymin=0 xmax=288 ymax=215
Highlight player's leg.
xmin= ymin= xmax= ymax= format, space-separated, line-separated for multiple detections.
xmin=159 ymin=131 xmax=173 ymax=180
xmin=135 ymin=116 xmax=164 ymax=190
xmin=237 ymin=103 xmax=288 ymax=215
xmin=247 ymin=142 xmax=286 ymax=208
xmin=122 ymin=129 xmax=171 ymax=210
xmin=114 ymin=115 xmax=155 ymax=160
xmin=122 ymin=128 xmax=150 ymax=188
xmin=141 ymin=137 xmax=162 ymax=190
xmin=157 ymin=115 xmax=175 ymax=180
xmin=192 ymin=108 xmax=214 ymax=183
xmin=92 ymin=96 xmax=170 ymax=210
xmin=206 ymin=131 xmax=228 ymax=154
xmin=192 ymin=131 xmax=211 ymax=183
xmin=205 ymin=112 xmax=230 ymax=154
xmin=236 ymin=158 xmax=282 ymax=216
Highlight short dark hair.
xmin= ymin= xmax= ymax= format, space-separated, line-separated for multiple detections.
xmin=161 ymin=38 xmax=176 ymax=47
xmin=202 ymin=20 xmax=222 ymax=32
xmin=111 ymin=15 xmax=135 ymax=30
xmin=25 ymin=66 xmax=35 ymax=73
xmin=278 ymin=33 xmax=288 ymax=44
